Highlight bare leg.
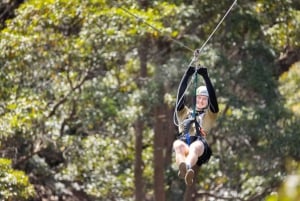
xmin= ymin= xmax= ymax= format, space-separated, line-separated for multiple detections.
xmin=173 ymin=140 xmax=189 ymax=178
xmin=173 ymin=139 xmax=189 ymax=165
xmin=185 ymin=140 xmax=204 ymax=167
xmin=184 ymin=140 xmax=204 ymax=186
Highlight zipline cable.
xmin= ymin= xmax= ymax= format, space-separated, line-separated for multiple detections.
xmin=119 ymin=7 xmax=195 ymax=53
xmin=196 ymin=0 xmax=237 ymax=55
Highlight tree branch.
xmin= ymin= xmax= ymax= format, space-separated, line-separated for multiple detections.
xmin=47 ymin=72 xmax=89 ymax=118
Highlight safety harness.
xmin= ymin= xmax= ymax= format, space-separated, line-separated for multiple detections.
xmin=180 ymin=110 xmax=212 ymax=166
xmin=181 ymin=111 xmax=206 ymax=145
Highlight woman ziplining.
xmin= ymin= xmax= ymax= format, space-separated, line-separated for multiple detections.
xmin=172 ymin=0 xmax=237 ymax=186
xmin=173 ymin=63 xmax=219 ymax=186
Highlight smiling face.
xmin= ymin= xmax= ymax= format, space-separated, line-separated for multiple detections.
xmin=196 ymin=95 xmax=209 ymax=110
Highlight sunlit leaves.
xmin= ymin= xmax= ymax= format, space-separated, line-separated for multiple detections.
xmin=0 ymin=96 xmax=46 ymax=139
xmin=266 ymin=172 xmax=300 ymax=201
xmin=279 ymin=62 xmax=300 ymax=115
xmin=0 ymin=158 xmax=35 ymax=200
xmin=256 ymin=1 xmax=300 ymax=50
xmin=57 ymin=135 xmax=135 ymax=199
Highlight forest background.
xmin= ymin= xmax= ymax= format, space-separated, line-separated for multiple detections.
xmin=0 ymin=0 xmax=299 ymax=201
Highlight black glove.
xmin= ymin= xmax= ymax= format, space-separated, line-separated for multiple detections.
xmin=197 ymin=67 xmax=208 ymax=77
xmin=186 ymin=66 xmax=196 ymax=76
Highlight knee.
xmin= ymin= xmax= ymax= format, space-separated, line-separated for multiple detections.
xmin=190 ymin=141 xmax=204 ymax=155
xmin=173 ymin=140 xmax=186 ymax=152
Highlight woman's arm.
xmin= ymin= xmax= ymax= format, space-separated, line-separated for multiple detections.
xmin=197 ymin=67 xmax=219 ymax=113
xmin=176 ymin=66 xmax=196 ymax=111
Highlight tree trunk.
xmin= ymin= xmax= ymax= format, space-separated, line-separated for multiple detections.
xmin=134 ymin=29 xmax=149 ymax=200
xmin=183 ymin=166 xmax=200 ymax=201
xmin=153 ymin=95 xmax=175 ymax=201
xmin=153 ymin=104 xmax=166 ymax=201
xmin=134 ymin=119 xmax=145 ymax=201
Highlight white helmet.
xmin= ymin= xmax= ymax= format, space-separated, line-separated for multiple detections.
xmin=196 ymin=86 xmax=208 ymax=97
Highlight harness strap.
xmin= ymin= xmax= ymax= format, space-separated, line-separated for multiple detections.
xmin=194 ymin=118 xmax=207 ymax=137
xmin=194 ymin=119 xmax=202 ymax=137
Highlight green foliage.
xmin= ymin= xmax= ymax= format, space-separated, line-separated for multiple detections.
xmin=266 ymin=161 xmax=300 ymax=201
xmin=56 ymin=135 xmax=135 ymax=200
xmin=256 ymin=1 xmax=300 ymax=49
xmin=279 ymin=62 xmax=300 ymax=115
xmin=0 ymin=158 xmax=35 ymax=200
